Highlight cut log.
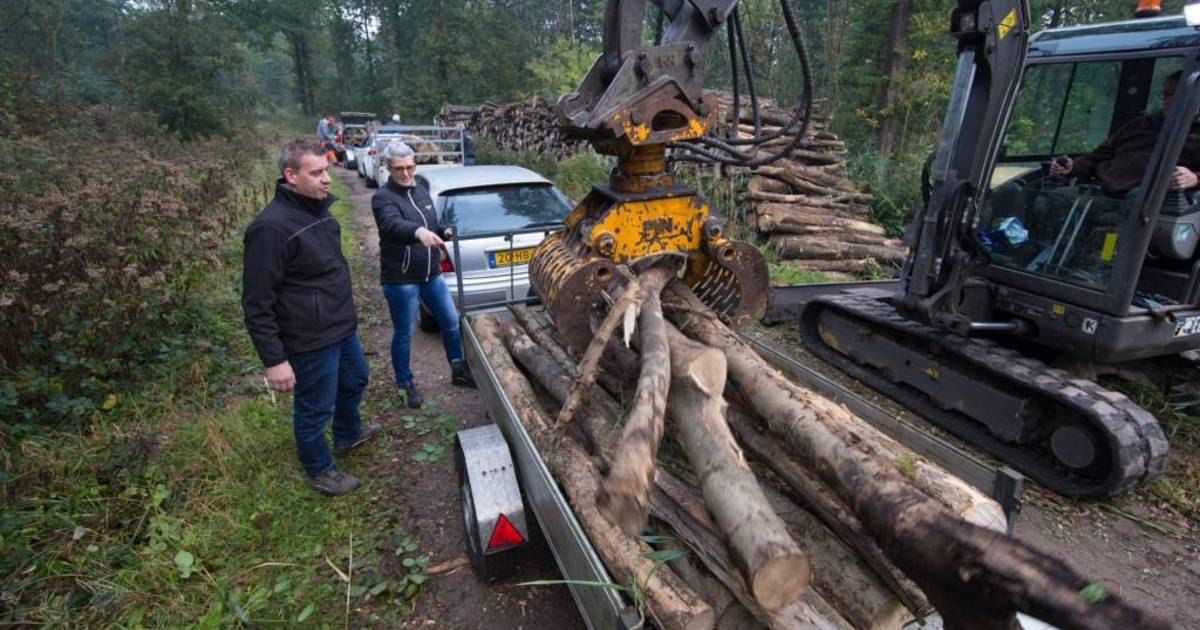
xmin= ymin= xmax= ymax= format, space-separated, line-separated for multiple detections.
xmin=598 ymin=282 xmax=673 ymax=535
xmin=551 ymin=267 xmax=647 ymax=433
xmin=653 ymin=471 xmax=842 ymax=630
xmin=665 ymin=325 xmax=809 ymax=611
xmin=726 ymin=410 xmax=932 ymax=618
xmin=755 ymin=166 xmax=872 ymax=202
xmin=786 ymin=259 xmax=888 ymax=274
xmin=472 ymin=314 xmax=715 ymax=630
xmin=759 ymin=483 xmax=912 ymax=630
xmin=661 ymin=284 xmax=1171 ymax=630
xmin=756 ymin=205 xmax=885 ymax=235
xmin=500 ymin=320 xmax=620 ymax=461
xmin=770 ymin=235 xmax=906 ymax=264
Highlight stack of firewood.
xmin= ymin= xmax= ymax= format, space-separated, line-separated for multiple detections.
xmin=437 ymin=99 xmax=588 ymax=159
xmin=470 ymin=263 xmax=1165 ymax=630
xmin=704 ymin=94 xmax=907 ymax=275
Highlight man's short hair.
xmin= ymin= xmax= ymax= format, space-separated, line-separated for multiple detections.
xmin=277 ymin=138 xmax=326 ymax=174
xmin=381 ymin=141 xmax=415 ymax=165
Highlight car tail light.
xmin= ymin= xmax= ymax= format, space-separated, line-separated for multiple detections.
xmin=487 ymin=513 xmax=524 ymax=550
xmin=439 ymin=244 xmax=454 ymax=273
xmin=368 ymin=148 xmax=377 ymax=156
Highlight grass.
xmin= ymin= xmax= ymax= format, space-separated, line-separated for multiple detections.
xmin=0 ymin=175 xmax=432 ymax=627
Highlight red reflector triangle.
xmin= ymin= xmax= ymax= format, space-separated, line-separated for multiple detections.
xmin=487 ymin=513 xmax=525 ymax=550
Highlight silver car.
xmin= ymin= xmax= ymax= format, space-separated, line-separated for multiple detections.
xmin=414 ymin=166 xmax=572 ymax=330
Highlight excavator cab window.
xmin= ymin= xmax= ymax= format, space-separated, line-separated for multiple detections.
xmin=981 ymin=55 xmax=1195 ymax=293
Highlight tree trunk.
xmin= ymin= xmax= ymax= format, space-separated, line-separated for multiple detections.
xmin=665 ymin=325 xmax=809 ymax=611
xmin=661 ymin=284 xmax=1171 ymax=630
xmin=472 ymin=314 xmax=714 ymax=630
xmin=874 ymin=0 xmax=913 ymax=156
xmin=598 ymin=284 xmax=673 ymax=535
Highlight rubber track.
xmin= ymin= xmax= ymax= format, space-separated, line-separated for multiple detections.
xmin=800 ymin=291 xmax=1169 ymax=498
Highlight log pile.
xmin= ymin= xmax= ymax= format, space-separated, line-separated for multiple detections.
xmin=705 ymin=94 xmax=907 ymax=275
xmin=437 ymin=99 xmax=588 ymax=160
xmin=469 ymin=263 xmax=1168 ymax=630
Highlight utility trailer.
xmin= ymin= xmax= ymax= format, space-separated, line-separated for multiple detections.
xmin=448 ymin=232 xmax=1036 ymax=629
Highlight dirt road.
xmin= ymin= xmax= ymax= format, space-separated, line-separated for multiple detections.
xmin=335 ymin=168 xmax=586 ymax=629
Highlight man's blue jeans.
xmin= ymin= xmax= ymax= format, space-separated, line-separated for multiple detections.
xmin=288 ymin=333 xmax=370 ymax=477
xmin=381 ymin=275 xmax=464 ymax=386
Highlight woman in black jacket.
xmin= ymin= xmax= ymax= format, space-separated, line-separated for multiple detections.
xmin=371 ymin=141 xmax=475 ymax=408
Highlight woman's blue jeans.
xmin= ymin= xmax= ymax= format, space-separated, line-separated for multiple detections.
xmin=288 ymin=333 xmax=370 ymax=477
xmin=381 ymin=275 xmax=464 ymax=386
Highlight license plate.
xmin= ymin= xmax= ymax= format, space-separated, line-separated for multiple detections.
xmin=490 ymin=247 xmax=536 ymax=268
xmin=1174 ymin=314 xmax=1200 ymax=337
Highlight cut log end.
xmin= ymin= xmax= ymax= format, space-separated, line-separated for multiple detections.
xmin=752 ymin=554 xmax=811 ymax=611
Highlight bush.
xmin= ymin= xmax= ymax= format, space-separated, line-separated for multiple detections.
xmin=846 ymin=143 xmax=931 ymax=237
xmin=0 ymin=105 xmax=270 ymax=431
xmin=475 ymin=140 xmax=611 ymax=202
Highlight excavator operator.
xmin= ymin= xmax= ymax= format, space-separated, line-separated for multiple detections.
xmin=1050 ymin=71 xmax=1200 ymax=195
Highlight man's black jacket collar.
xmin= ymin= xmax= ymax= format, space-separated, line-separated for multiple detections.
xmin=274 ymin=178 xmax=336 ymax=215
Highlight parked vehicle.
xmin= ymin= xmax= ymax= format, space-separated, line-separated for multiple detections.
xmin=372 ymin=125 xmax=466 ymax=188
xmin=357 ymin=118 xmax=406 ymax=188
xmin=338 ymin=111 xmax=375 ymax=170
xmin=415 ymin=166 xmax=572 ymax=331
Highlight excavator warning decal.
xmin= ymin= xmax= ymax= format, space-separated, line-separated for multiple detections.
xmin=998 ymin=10 xmax=1017 ymax=40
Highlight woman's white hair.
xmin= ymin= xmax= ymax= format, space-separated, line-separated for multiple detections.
xmin=381 ymin=141 xmax=415 ymax=165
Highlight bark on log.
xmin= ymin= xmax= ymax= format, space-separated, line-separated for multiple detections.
xmin=598 ymin=282 xmax=673 ymax=535
xmin=785 ymin=259 xmax=886 ymax=274
xmin=500 ymin=320 xmax=620 ymax=462
xmin=661 ymin=285 xmax=1171 ymax=630
xmin=751 ymin=196 xmax=868 ymax=214
xmin=665 ymin=325 xmax=809 ymax=611
xmin=755 ymin=166 xmax=871 ymax=202
xmin=473 ymin=314 xmax=715 ymax=630
xmin=770 ymin=235 xmax=906 ymax=264
xmin=759 ymin=483 xmax=912 ymax=630
xmin=653 ymin=471 xmax=842 ymax=630
xmin=756 ymin=205 xmax=885 ymax=235
xmin=552 ymin=266 xmax=650 ymax=432
xmin=726 ymin=410 xmax=931 ymax=618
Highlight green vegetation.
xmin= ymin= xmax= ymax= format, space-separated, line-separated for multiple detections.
xmin=476 ymin=141 xmax=612 ymax=202
xmin=0 ymin=166 xmax=433 ymax=625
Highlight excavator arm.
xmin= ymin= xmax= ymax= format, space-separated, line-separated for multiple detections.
xmin=900 ymin=0 xmax=1031 ymax=332
xmin=531 ymin=0 xmax=770 ymax=355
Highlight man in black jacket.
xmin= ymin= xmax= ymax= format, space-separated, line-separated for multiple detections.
xmin=372 ymin=141 xmax=475 ymax=409
xmin=242 ymin=139 xmax=380 ymax=496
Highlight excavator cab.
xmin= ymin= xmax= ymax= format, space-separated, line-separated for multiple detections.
xmin=975 ymin=24 xmax=1200 ymax=363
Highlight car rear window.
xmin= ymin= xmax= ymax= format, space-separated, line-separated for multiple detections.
xmin=441 ymin=184 xmax=570 ymax=236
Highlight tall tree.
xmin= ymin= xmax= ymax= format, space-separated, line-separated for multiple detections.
xmin=873 ymin=0 xmax=912 ymax=155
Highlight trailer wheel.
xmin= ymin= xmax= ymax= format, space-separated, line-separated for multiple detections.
xmin=456 ymin=441 xmax=517 ymax=581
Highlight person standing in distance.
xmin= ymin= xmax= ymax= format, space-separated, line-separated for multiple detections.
xmin=242 ymin=139 xmax=381 ymax=496
xmin=371 ymin=141 xmax=476 ymax=409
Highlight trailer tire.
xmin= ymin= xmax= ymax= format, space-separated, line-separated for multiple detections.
xmin=456 ymin=441 xmax=517 ymax=582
